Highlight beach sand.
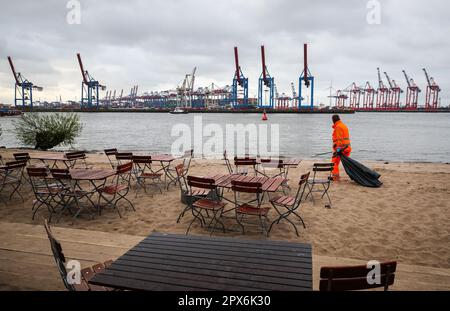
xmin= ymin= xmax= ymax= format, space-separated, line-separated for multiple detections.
xmin=1 ymin=148 xmax=449 ymax=271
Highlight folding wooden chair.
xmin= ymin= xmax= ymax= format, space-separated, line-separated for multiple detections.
xmin=175 ymin=164 xmax=211 ymax=223
xmin=133 ymin=155 xmax=163 ymax=197
xmin=44 ymin=219 xmax=115 ymax=291
xmin=0 ymin=161 xmax=26 ymax=204
xmin=97 ymin=162 xmax=135 ymax=217
xmin=320 ymin=261 xmax=397 ymax=291
xmin=269 ymin=172 xmax=310 ymax=236
xmin=27 ymin=167 xmax=66 ymax=222
xmin=50 ymin=168 xmax=96 ymax=220
xmin=186 ymin=176 xmax=226 ymax=235
xmin=13 ymin=152 xmax=32 ymax=185
xmin=104 ymin=148 xmax=118 ymax=169
xmin=65 ymin=151 xmax=90 ymax=169
xmin=166 ymin=149 xmax=194 ymax=189
xmin=305 ymin=163 xmax=334 ymax=208
xmin=232 ymin=180 xmax=269 ymax=235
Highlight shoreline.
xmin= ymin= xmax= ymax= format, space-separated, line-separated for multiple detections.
xmin=1 ymin=147 xmax=449 ymax=165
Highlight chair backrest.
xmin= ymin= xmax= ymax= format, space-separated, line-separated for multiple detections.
xmin=319 ymin=261 xmax=397 ymax=291
xmin=132 ymin=155 xmax=152 ymax=164
xmin=312 ymin=163 xmax=334 ymax=181
xmin=115 ymin=152 xmax=133 ymax=162
xmin=50 ymin=168 xmax=72 ymax=180
xmin=44 ymin=219 xmax=75 ymax=291
xmin=187 ymin=176 xmax=216 ymax=190
xmin=13 ymin=152 xmax=30 ymax=162
xmin=231 ymin=180 xmax=263 ymax=194
xmin=65 ymin=151 xmax=86 ymax=160
xmin=104 ymin=148 xmax=118 ymax=156
xmin=234 ymin=157 xmax=257 ymax=174
xmin=117 ymin=162 xmax=133 ymax=174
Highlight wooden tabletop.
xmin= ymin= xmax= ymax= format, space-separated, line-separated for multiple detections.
xmin=30 ymin=152 xmax=69 ymax=161
xmin=149 ymin=154 xmax=175 ymax=162
xmin=89 ymin=232 xmax=312 ymax=291
xmin=69 ymin=169 xmax=116 ymax=181
xmin=208 ymin=174 xmax=286 ymax=192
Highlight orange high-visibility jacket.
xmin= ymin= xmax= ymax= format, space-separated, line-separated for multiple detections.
xmin=332 ymin=120 xmax=351 ymax=150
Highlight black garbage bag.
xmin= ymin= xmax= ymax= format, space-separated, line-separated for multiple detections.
xmin=337 ymin=152 xmax=382 ymax=188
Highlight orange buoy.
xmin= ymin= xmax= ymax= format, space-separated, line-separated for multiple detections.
xmin=262 ymin=110 xmax=268 ymax=121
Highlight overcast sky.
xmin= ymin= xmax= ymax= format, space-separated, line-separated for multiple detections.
xmin=0 ymin=0 xmax=448 ymax=106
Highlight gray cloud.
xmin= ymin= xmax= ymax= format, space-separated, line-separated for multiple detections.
xmin=0 ymin=0 xmax=448 ymax=106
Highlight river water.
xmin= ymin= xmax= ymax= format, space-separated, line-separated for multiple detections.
xmin=1 ymin=112 xmax=449 ymax=163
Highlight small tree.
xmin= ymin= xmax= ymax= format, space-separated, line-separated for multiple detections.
xmin=14 ymin=113 xmax=83 ymax=150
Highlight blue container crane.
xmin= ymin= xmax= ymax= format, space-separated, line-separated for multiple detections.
xmin=231 ymin=47 xmax=249 ymax=108
xmin=7 ymin=56 xmax=43 ymax=109
xmin=258 ymin=45 xmax=275 ymax=109
xmin=77 ymin=53 xmax=106 ymax=109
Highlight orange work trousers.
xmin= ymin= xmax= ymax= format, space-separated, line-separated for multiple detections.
xmin=332 ymin=148 xmax=351 ymax=176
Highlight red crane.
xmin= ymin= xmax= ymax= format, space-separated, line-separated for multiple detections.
xmin=333 ymin=90 xmax=348 ymax=109
xmin=384 ymin=71 xmax=403 ymax=110
xmin=423 ymin=68 xmax=440 ymax=110
xmin=363 ymin=81 xmax=375 ymax=110
xmin=402 ymin=70 xmax=420 ymax=110
xmin=376 ymin=67 xmax=389 ymax=109
xmin=348 ymin=83 xmax=362 ymax=109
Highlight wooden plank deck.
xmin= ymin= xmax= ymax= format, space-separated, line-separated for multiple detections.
xmin=90 ymin=232 xmax=312 ymax=291
xmin=0 ymin=221 xmax=449 ymax=291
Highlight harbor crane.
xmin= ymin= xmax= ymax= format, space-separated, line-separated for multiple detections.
xmin=402 ymin=70 xmax=420 ymax=109
xmin=7 ymin=56 xmax=43 ymax=109
xmin=347 ymin=82 xmax=362 ymax=109
xmin=177 ymin=68 xmax=196 ymax=108
xmin=291 ymin=82 xmax=298 ymax=107
xmin=363 ymin=81 xmax=375 ymax=110
xmin=77 ymin=53 xmax=106 ymax=109
xmin=384 ymin=71 xmax=403 ymax=109
xmin=298 ymin=43 xmax=314 ymax=109
xmin=423 ymin=68 xmax=440 ymax=110
xmin=231 ymin=47 xmax=249 ymax=108
xmin=333 ymin=90 xmax=348 ymax=109
xmin=257 ymin=45 xmax=275 ymax=109
xmin=376 ymin=68 xmax=389 ymax=109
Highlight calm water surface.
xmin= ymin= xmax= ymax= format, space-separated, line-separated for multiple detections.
xmin=1 ymin=112 xmax=449 ymax=163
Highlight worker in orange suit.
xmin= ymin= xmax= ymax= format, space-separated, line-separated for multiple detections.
xmin=331 ymin=115 xmax=351 ymax=179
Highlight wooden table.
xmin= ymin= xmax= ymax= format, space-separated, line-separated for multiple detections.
xmin=149 ymin=154 xmax=176 ymax=185
xmin=30 ymin=152 xmax=71 ymax=168
xmin=69 ymin=169 xmax=115 ymax=181
xmin=89 ymin=232 xmax=312 ymax=291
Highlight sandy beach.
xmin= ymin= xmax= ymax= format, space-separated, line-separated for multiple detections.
xmin=0 ymin=148 xmax=449 ymax=273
